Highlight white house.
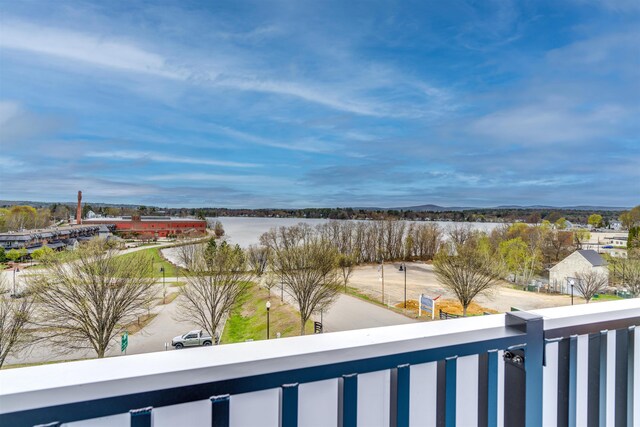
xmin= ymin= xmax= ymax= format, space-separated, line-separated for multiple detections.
xmin=549 ymin=250 xmax=608 ymax=294
xmin=605 ymin=236 xmax=628 ymax=247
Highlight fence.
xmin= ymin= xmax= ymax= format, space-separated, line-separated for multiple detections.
xmin=438 ymin=309 xmax=461 ymax=320
xmin=1 ymin=300 xmax=638 ymax=427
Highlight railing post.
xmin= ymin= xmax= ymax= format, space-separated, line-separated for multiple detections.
xmin=129 ymin=406 xmax=152 ymax=427
xmin=210 ymin=395 xmax=230 ymax=427
xmin=505 ymin=311 xmax=544 ymax=427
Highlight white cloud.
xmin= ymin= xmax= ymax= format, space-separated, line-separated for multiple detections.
xmin=144 ymin=173 xmax=291 ymax=186
xmin=0 ymin=21 xmax=186 ymax=79
xmin=470 ymin=103 xmax=627 ymax=144
xmin=0 ymin=20 xmax=451 ymax=118
xmin=86 ymin=150 xmax=260 ymax=168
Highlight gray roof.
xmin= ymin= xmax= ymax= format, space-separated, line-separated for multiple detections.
xmin=577 ymin=250 xmax=606 ymax=267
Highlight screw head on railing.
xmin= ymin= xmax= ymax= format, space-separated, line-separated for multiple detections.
xmin=512 ymin=355 xmax=524 ymax=365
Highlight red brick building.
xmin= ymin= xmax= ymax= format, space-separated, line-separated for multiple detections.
xmin=84 ymin=216 xmax=207 ymax=238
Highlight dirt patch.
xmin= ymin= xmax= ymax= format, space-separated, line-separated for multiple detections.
xmin=395 ymin=298 xmax=497 ymax=317
xmin=126 ymin=313 xmax=158 ymax=335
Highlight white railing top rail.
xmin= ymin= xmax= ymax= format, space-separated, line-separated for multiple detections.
xmin=1 ymin=299 xmax=638 ymax=416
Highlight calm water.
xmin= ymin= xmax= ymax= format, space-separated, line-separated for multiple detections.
xmin=209 ymin=217 xmax=506 ymax=248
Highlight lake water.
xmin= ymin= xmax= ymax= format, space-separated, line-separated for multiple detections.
xmin=208 ymin=217 xmax=506 ymax=248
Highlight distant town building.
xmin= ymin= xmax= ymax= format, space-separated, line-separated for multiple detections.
xmin=608 ymin=220 xmax=623 ymax=231
xmin=605 ymin=236 xmax=628 ymax=247
xmin=83 ymin=215 xmax=207 ymax=238
xmin=549 ymin=250 xmax=608 ymax=293
xmin=0 ymin=224 xmax=114 ymax=254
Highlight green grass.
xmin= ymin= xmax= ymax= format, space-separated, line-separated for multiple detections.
xmin=118 ymin=247 xmax=177 ymax=278
xmin=221 ymin=283 xmax=313 ymax=343
xmin=592 ymin=293 xmax=623 ymax=302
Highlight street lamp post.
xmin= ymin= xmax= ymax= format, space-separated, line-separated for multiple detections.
xmin=13 ymin=267 xmax=20 ymax=296
xmin=266 ymin=301 xmax=271 ymax=340
xmin=160 ymin=266 xmax=166 ymax=303
xmin=281 ymin=280 xmax=284 ymax=302
xmin=569 ymin=279 xmax=574 ymax=305
xmin=403 ymin=263 xmax=407 ymax=309
xmin=380 ymin=259 xmax=385 ymax=304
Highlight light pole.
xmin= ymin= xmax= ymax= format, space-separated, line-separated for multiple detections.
xmin=13 ymin=267 xmax=20 ymax=296
xmin=160 ymin=266 xmax=166 ymax=303
xmin=569 ymin=278 xmax=574 ymax=305
xmin=281 ymin=280 xmax=284 ymax=302
xmin=380 ymin=259 xmax=385 ymax=304
xmin=402 ymin=263 xmax=407 ymax=309
xmin=266 ymin=301 xmax=271 ymax=340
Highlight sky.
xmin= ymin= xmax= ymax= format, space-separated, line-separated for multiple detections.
xmin=0 ymin=0 xmax=638 ymax=208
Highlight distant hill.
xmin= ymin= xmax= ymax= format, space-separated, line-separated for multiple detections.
xmin=494 ymin=205 xmax=630 ymax=211
xmin=0 ymin=200 xmax=631 ymax=212
xmin=396 ymin=204 xmax=470 ymax=212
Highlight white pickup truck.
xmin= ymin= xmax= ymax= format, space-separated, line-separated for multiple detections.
xmin=171 ymin=330 xmax=214 ymax=349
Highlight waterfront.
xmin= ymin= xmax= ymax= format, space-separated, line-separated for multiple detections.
xmin=209 ymin=217 xmax=506 ymax=248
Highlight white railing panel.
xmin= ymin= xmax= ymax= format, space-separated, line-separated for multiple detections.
xmin=298 ymin=379 xmax=338 ymax=427
xmin=230 ymin=388 xmax=279 ymax=427
xmin=543 ymin=341 xmax=558 ymax=427
xmin=64 ymin=413 xmax=128 ymax=427
xmin=575 ymin=334 xmax=589 ymax=427
xmin=497 ymin=350 xmax=504 ymax=427
xmin=456 ymin=354 xmax=478 ymax=426
xmin=606 ymin=329 xmax=616 ymax=427
xmin=356 ymin=369 xmax=390 ymax=427
xmin=153 ymin=399 xmax=210 ymax=427
xmin=409 ymin=362 xmax=437 ymax=427
xmin=635 ymin=327 xmax=640 ymax=424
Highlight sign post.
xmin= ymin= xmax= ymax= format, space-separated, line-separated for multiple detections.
xmin=121 ymin=331 xmax=128 ymax=354
xmin=419 ymin=294 xmax=436 ymax=320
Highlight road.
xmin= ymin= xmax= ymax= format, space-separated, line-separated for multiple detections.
xmin=321 ymin=294 xmax=417 ymax=332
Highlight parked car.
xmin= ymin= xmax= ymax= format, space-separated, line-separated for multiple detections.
xmin=171 ymin=330 xmax=215 ymax=349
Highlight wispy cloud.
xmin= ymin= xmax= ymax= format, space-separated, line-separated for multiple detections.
xmin=0 ymin=20 xmax=450 ymax=118
xmin=0 ymin=21 xmax=185 ymax=79
xmin=86 ymin=150 xmax=260 ymax=168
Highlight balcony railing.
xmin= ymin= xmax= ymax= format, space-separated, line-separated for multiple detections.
xmin=1 ymin=299 xmax=638 ymax=427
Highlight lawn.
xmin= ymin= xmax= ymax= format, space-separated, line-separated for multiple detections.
xmin=221 ymin=283 xmax=313 ymax=343
xmin=118 ymin=247 xmax=178 ymax=278
xmin=592 ymin=293 xmax=623 ymax=302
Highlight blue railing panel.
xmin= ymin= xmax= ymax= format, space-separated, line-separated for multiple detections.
xmin=280 ymin=384 xmax=298 ymax=427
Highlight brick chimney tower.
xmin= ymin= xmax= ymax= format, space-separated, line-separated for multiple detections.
xmin=76 ymin=191 xmax=82 ymax=225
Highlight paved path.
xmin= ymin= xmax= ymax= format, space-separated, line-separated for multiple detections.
xmin=322 ymin=294 xmax=417 ymax=332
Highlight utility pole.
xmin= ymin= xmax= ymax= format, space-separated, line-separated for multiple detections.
xmin=404 ymin=263 xmax=407 ymax=309
xmin=381 ymin=259 xmax=385 ymax=305
xmin=13 ymin=267 xmax=19 ymax=296
xmin=160 ymin=266 xmax=166 ymax=303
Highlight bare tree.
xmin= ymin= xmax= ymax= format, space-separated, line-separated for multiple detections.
xmin=176 ymin=241 xmax=253 ymax=338
xmin=433 ymin=240 xmax=505 ymax=316
xmin=247 ymin=244 xmax=269 ymax=276
xmin=610 ymin=257 xmax=640 ymax=297
xmin=263 ymin=271 xmax=278 ymax=297
xmin=447 ymin=224 xmax=475 ymax=247
xmin=271 ymin=239 xmax=341 ymax=334
xmin=0 ymin=274 xmax=35 ymax=367
xmin=175 ymin=243 xmax=201 ymax=270
xmin=574 ymin=270 xmax=609 ymax=303
xmin=31 ymin=241 xmax=157 ymax=358
xmin=338 ymin=253 xmax=357 ymax=291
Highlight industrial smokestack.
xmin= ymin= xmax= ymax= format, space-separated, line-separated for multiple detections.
xmin=76 ymin=191 xmax=82 ymax=225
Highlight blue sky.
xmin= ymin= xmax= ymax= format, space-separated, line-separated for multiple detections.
xmin=0 ymin=0 xmax=638 ymax=208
